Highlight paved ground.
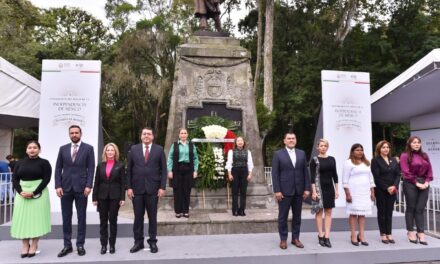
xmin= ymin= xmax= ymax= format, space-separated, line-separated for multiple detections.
xmin=1 ymin=229 xmax=439 ymax=264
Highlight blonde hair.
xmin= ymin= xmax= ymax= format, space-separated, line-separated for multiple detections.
xmin=101 ymin=143 xmax=120 ymax=162
xmin=317 ymin=139 xmax=329 ymax=147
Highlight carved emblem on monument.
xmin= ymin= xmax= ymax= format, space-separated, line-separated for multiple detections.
xmin=205 ymin=69 xmax=224 ymax=98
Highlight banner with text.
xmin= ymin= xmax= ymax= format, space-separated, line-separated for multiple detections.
xmin=322 ymin=70 xmax=372 ymax=207
xmin=39 ymin=60 xmax=101 ymax=212
xmin=412 ymin=129 xmax=440 ymax=186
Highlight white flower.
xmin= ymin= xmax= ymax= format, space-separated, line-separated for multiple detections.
xmin=202 ymin=125 xmax=228 ymax=139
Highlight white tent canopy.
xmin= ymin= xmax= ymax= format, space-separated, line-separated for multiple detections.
xmin=371 ymin=49 xmax=440 ymax=123
xmin=0 ymin=57 xmax=40 ymax=128
xmin=0 ymin=57 xmax=40 ymax=158
xmin=371 ymin=49 xmax=440 ymax=186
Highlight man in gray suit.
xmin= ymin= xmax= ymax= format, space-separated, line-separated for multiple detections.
xmin=55 ymin=125 xmax=95 ymax=257
xmin=272 ymin=132 xmax=310 ymax=249
xmin=127 ymin=127 xmax=167 ymax=254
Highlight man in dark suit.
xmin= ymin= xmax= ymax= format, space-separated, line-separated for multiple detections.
xmin=55 ymin=125 xmax=95 ymax=257
xmin=272 ymin=132 xmax=310 ymax=249
xmin=127 ymin=127 xmax=167 ymax=254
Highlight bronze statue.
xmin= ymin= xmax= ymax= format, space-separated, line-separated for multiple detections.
xmin=194 ymin=0 xmax=224 ymax=32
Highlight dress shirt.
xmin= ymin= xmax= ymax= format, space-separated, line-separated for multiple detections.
xmin=142 ymin=143 xmax=152 ymax=159
xmin=71 ymin=141 xmax=82 ymax=156
xmin=225 ymin=149 xmax=254 ymax=171
xmin=166 ymin=140 xmax=199 ymax=172
xmin=286 ymin=147 xmax=296 ymax=167
xmin=400 ymin=152 xmax=433 ymax=184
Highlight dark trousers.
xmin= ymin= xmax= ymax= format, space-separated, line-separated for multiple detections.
xmin=278 ymin=194 xmax=303 ymax=241
xmin=375 ymin=187 xmax=396 ymax=235
xmin=173 ymin=164 xmax=193 ymax=214
xmin=133 ymin=193 xmax=158 ymax=244
xmin=231 ymin=167 xmax=249 ymax=213
xmin=61 ymin=191 xmax=87 ymax=247
xmin=403 ymin=181 xmax=429 ymax=233
xmin=98 ymin=198 xmax=120 ymax=246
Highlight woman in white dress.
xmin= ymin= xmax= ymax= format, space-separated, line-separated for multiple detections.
xmin=343 ymin=143 xmax=376 ymax=246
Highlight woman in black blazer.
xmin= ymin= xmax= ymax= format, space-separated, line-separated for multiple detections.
xmin=93 ymin=143 xmax=126 ymax=254
xmin=371 ymin=140 xmax=400 ymax=244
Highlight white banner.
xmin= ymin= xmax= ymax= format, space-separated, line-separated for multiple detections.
xmin=322 ymin=70 xmax=372 ymax=207
xmin=411 ymin=129 xmax=440 ymax=187
xmin=39 ymin=60 xmax=101 ymax=212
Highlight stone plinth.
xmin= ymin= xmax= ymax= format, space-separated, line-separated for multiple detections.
xmin=164 ymin=36 xmax=270 ymax=209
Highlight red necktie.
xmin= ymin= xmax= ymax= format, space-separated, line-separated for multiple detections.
xmin=144 ymin=145 xmax=149 ymax=163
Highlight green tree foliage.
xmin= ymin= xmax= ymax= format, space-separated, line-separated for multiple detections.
xmin=0 ymin=0 xmax=42 ymax=77
xmin=36 ymin=7 xmax=111 ymax=60
xmin=239 ymin=0 xmax=440 ymax=161
xmin=3 ymin=0 xmax=440 ymax=161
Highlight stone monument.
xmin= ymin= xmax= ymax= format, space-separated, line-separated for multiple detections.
xmin=164 ymin=35 xmax=273 ymax=210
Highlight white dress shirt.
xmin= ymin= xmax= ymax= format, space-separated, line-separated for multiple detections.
xmin=286 ymin=147 xmax=296 ymax=167
xmin=71 ymin=141 xmax=82 ymax=156
xmin=142 ymin=143 xmax=152 ymax=158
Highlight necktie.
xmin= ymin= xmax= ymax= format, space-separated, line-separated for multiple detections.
xmin=145 ymin=145 xmax=149 ymax=163
xmin=72 ymin=144 xmax=78 ymax=162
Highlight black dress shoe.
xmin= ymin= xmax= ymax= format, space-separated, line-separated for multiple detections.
xmin=109 ymin=245 xmax=115 ymax=254
xmin=232 ymin=211 xmax=238 ymax=216
xmin=20 ymin=253 xmax=28 ymax=258
xmin=324 ymin=238 xmax=332 ymax=248
xmin=149 ymin=242 xmax=158 ymax=253
xmin=130 ymin=243 xmax=144 ymax=253
xmin=57 ymin=247 xmax=73 ymax=257
xmin=101 ymin=246 xmax=107 ymax=255
xmin=238 ymin=210 xmax=246 ymax=216
xmin=357 ymin=234 xmax=369 ymax=246
xmin=318 ymin=235 xmax=325 ymax=247
xmin=77 ymin=246 xmax=86 ymax=256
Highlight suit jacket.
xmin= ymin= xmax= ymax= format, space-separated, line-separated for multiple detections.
xmin=55 ymin=142 xmax=95 ymax=193
xmin=127 ymin=143 xmax=167 ymax=195
xmin=92 ymin=161 xmax=126 ymax=201
xmin=371 ymin=156 xmax=401 ymax=191
xmin=272 ymin=148 xmax=311 ymax=196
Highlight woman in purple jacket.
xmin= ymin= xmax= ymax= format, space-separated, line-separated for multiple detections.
xmin=400 ymin=136 xmax=433 ymax=245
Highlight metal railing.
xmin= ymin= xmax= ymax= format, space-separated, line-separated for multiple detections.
xmin=0 ymin=173 xmax=14 ymax=224
xmin=265 ymin=167 xmax=440 ymax=236
xmin=264 ymin=167 xmax=272 ymax=187
xmin=395 ymin=181 xmax=440 ymax=237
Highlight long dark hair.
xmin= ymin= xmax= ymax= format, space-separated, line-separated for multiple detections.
xmin=404 ymin=136 xmax=428 ymax=164
xmin=349 ymin=143 xmax=370 ymax=166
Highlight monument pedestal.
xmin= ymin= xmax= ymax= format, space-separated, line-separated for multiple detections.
xmin=164 ymin=35 xmax=272 ymax=210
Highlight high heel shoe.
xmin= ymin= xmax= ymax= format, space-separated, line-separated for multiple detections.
xmin=351 ymin=236 xmax=359 ymax=246
xmin=21 ymin=245 xmax=30 ymax=258
xmin=407 ymin=232 xmax=418 ymax=244
xmin=318 ymin=235 xmax=325 ymax=247
xmin=417 ymin=234 xmax=428 ymax=245
xmin=380 ymin=234 xmax=389 ymax=244
xmin=28 ymin=246 xmax=37 ymax=258
xmin=357 ymin=234 xmax=369 ymax=246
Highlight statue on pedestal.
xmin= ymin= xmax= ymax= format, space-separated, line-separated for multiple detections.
xmin=194 ymin=0 xmax=224 ymax=32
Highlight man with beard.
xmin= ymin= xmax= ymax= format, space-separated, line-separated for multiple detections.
xmin=55 ymin=125 xmax=95 ymax=257
xmin=194 ymin=0 xmax=224 ymax=31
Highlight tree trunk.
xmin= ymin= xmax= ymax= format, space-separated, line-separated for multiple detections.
xmin=335 ymin=0 xmax=358 ymax=47
xmin=263 ymin=0 xmax=274 ymax=112
xmin=253 ymin=0 xmax=264 ymax=93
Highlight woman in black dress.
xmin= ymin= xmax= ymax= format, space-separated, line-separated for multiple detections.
xmin=371 ymin=140 xmax=400 ymax=244
xmin=92 ymin=143 xmax=125 ymax=254
xmin=310 ymin=139 xmax=339 ymax=248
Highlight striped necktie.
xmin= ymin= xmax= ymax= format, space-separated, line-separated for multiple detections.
xmin=72 ymin=144 xmax=78 ymax=162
